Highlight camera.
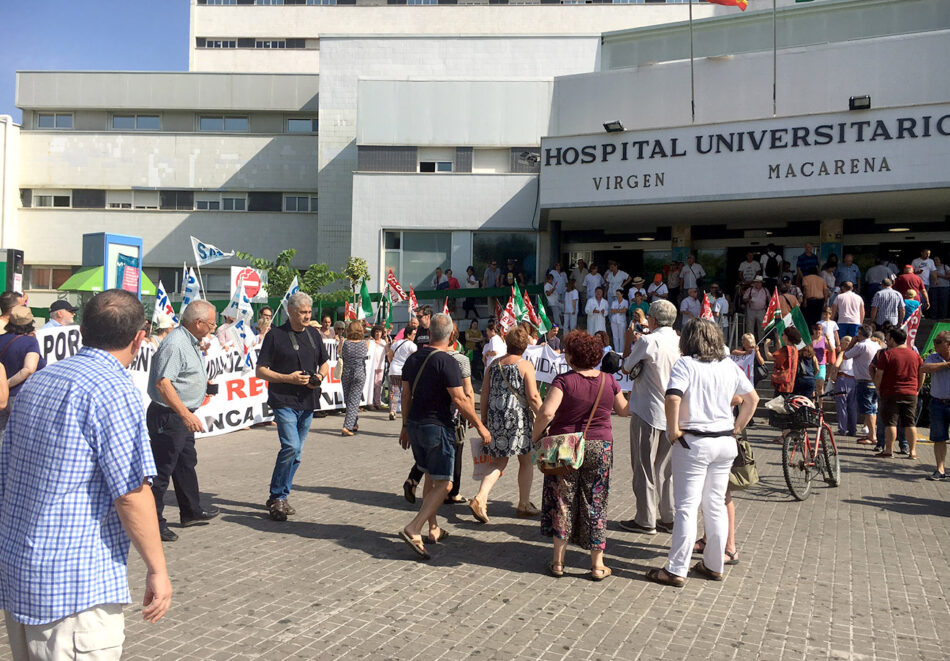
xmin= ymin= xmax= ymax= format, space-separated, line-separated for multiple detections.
xmin=305 ymin=372 xmax=321 ymax=387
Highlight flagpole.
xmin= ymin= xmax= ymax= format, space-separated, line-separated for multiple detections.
xmin=772 ymin=0 xmax=777 ymax=116
xmin=689 ymin=0 xmax=696 ymax=123
xmin=194 ymin=263 xmax=207 ymax=302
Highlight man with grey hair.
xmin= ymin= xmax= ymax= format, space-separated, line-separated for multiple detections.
xmin=619 ymin=299 xmax=680 ymax=535
xmin=257 ymin=292 xmax=329 ymax=521
xmin=869 ymin=278 xmax=905 ymax=329
xmin=398 ymin=313 xmax=490 ymax=560
xmin=147 ymin=299 xmax=219 ymax=542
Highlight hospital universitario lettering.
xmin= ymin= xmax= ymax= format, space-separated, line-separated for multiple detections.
xmin=543 ymin=112 xmax=950 ymax=192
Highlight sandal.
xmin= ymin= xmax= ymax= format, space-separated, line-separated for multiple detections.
xmin=907 ymin=454 xmax=919 ymax=460
xmin=724 ymin=550 xmax=740 ymax=566
xmin=398 ymin=529 xmax=430 ymax=560
xmin=590 ymin=566 xmax=612 ymax=582
xmin=403 ymin=479 xmax=418 ymax=504
xmin=693 ymin=538 xmax=707 ymax=555
xmin=469 ymin=499 xmax=490 ymax=524
xmin=856 ymin=438 xmax=875 ymax=445
xmin=425 ymin=528 xmax=450 ymax=544
xmin=341 ymin=428 xmax=354 ymax=437
xmin=516 ymin=502 xmax=541 ymax=518
xmin=873 ymin=452 xmax=893 ymax=458
xmin=692 ymin=560 xmax=723 ymax=581
xmin=547 ymin=562 xmax=564 ymax=578
xmin=444 ymin=495 xmax=469 ymax=505
xmin=646 ymin=567 xmax=686 ymax=588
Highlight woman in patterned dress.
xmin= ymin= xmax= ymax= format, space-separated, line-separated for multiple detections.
xmin=468 ymin=326 xmax=543 ymax=524
xmin=340 ymin=321 xmax=370 ymax=436
xmin=532 ymin=331 xmax=629 ymax=580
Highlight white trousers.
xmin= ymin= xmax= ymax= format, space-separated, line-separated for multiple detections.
xmin=611 ymin=320 xmax=627 ymax=352
xmin=4 ymin=604 xmax=124 ymax=661
xmin=666 ymin=435 xmax=737 ymax=578
xmin=549 ymin=302 xmax=563 ymax=327
xmin=563 ymin=312 xmax=577 ymax=333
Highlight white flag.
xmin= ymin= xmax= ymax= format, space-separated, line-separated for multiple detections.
xmin=152 ymin=280 xmax=179 ymax=326
xmin=191 ymin=236 xmax=235 ymax=266
xmin=180 ymin=267 xmax=202 ymax=317
xmin=280 ymin=276 xmax=300 ymax=319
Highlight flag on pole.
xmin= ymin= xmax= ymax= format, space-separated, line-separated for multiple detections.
xmin=700 ymin=292 xmax=714 ymax=320
xmin=498 ymin=295 xmax=518 ymax=333
xmin=279 ymin=276 xmax=300 ymax=319
xmin=232 ymin=285 xmax=257 ymax=370
xmin=774 ymin=305 xmax=812 ymax=348
xmin=705 ymin=0 xmax=748 ymax=11
xmin=521 ymin=289 xmax=542 ymax=327
xmin=222 ymin=275 xmax=248 ymax=320
xmin=386 ymin=291 xmax=393 ymax=326
xmin=761 ymin=287 xmax=782 ymax=331
xmin=190 ymin=235 xmax=235 ymax=266
xmin=442 ymin=297 xmax=451 ymax=316
xmin=536 ymin=295 xmax=553 ymax=335
xmin=344 ymin=302 xmax=357 ymax=321
xmin=511 ymin=286 xmax=528 ymax=322
xmin=152 ymin=280 xmax=178 ymax=326
xmin=180 ymin=267 xmax=202 ymax=317
xmin=902 ymin=307 xmax=922 ymax=350
xmin=386 ymin=270 xmax=408 ymax=302
xmin=357 ymin=279 xmax=373 ymax=320
xmin=408 ymin=285 xmax=418 ymax=313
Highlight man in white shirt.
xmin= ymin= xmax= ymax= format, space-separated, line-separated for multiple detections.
xmin=627 ymin=276 xmax=648 ymax=302
xmin=583 ymin=265 xmax=605 ymax=308
xmin=737 ymin=252 xmax=761 ymax=285
xmin=760 ymin=245 xmax=784 ymax=292
xmin=605 ymin=260 xmax=631 ymax=296
xmin=679 ymin=288 xmax=702 ymax=324
xmin=563 ymin=280 xmax=579 ymax=332
xmin=844 ymin=324 xmax=881 ymax=445
xmin=549 ymin=262 xmax=568 ymax=303
xmin=680 ymin=254 xmax=706 ymax=291
xmin=619 ymin=299 xmax=680 ymax=534
xmin=832 ymin=281 xmax=865 ymax=339
xmin=912 ymin=248 xmax=936 ymax=292
xmin=648 ymin=274 xmax=669 ymax=302
xmin=584 ymin=286 xmax=608 ymax=334
xmin=709 ymin=283 xmax=729 ymax=330
xmin=543 ymin=273 xmax=562 ymax=326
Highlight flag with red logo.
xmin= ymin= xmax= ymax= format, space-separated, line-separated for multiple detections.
xmin=498 ymin=295 xmax=518 ymax=333
xmin=761 ymin=287 xmax=781 ymax=330
xmin=408 ymin=285 xmax=418 ymax=313
xmin=442 ymin=297 xmax=451 ymax=315
xmin=344 ymin=301 xmax=357 ymax=321
xmin=705 ymin=0 xmax=748 ymax=11
xmin=386 ymin=270 xmax=408 ymax=302
xmin=700 ymin=293 xmax=714 ymax=320
xmin=902 ymin=306 xmax=922 ymax=350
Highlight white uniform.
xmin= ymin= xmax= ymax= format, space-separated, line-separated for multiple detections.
xmin=585 ymin=297 xmax=609 ymax=334
xmin=610 ymin=298 xmax=629 ymax=351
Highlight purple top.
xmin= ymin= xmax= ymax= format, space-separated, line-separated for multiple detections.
xmin=548 ymin=371 xmax=620 ymax=442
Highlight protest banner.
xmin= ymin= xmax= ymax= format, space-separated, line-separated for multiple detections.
xmin=522 ymin=343 xmax=633 ymax=392
xmin=36 ymin=327 xmax=374 ymax=438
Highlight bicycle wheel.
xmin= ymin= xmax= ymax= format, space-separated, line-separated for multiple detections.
xmin=782 ymin=431 xmax=813 ymax=501
xmin=819 ymin=423 xmax=840 ymax=487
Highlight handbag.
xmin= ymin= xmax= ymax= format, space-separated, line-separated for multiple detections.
xmin=729 ymin=433 xmax=759 ymax=490
xmin=753 ymin=361 xmax=770 ymax=386
xmin=531 ymin=374 xmax=606 ymax=477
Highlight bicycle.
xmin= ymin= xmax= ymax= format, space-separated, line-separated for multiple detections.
xmin=768 ymin=396 xmax=841 ymax=501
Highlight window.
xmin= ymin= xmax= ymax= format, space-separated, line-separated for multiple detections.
xmin=287 ymin=118 xmax=318 ymax=133
xmin=256 ymin=40 xmax=286 ymax=49
xmin=419 ymin=161 xmax=452 ymax=173
xmin=223 ymin=196 xmax=247 ymax=211
xmin=106 ymin=191 xmax=132 ymax=209
xmin=284 ymin=195 xmax=318 ymax=212
xmin=203 ymin=39 xmax=237 ymax=48
xmin=112 ymin=114 xmax=160 ymax=130
xmin=384 ymin=231 xmax=451 ymax=290
xmin=36 ymin=113 xmax=72 ymax=129
xmin=199 ymin=116 xmax=249 ymax=132
xmin=407 ymin=0 xmax=438 ymax=4
xmin=307 ymin=0 xmax=337 ymax=4
xmin=160 ymin=190 xmax=194 ymax=211
xmin=26 ymin=266 xmax=74 ymax=291
xmin=248 ymin=192 xmax=283 ymax=212
xmin=203 ymin=0 xmax=237 ymax=4
xmin=132 ymin=191 xmax=159 ymax=209
xmin=32 ymin=190 xmax=71 ymax=208
xmin=473 ymin=232 xmax=538 ymax=285
xmin=71 ymin=190 xmax=106 ymax=209
xmin=195 ymin=199 xmax=221 ymax=211
xmin=256 ymin=0 xmax=284 ymax=4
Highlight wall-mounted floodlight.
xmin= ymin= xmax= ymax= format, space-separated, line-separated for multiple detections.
xmin=518 ymin=151 xmax=540 ymax=166
xmin=848 ymin=95 xmax=871 ymax=111
xmin=603 ymin=120 xmax=624 ymax=133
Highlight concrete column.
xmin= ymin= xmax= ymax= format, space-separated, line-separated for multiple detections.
xmin=820 ymin=218 xmax=843 ymax=265
xmin=548 ymin=220 xmax=562 ymax=276
xmin=672 ymin=224 xmax=691 ymax=262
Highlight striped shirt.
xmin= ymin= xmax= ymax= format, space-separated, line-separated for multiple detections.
xmin=0 ymin=347 xmax=156 ymax=625
xmin=147 ymin=324 xmax=207 ymax=410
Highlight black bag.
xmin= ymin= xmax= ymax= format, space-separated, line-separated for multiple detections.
xmin=600 ymin=351 xmax=623 ymax=375
xmin=753 ymin=361 xmax=770 ymax=386
xmin=764 ymin=253 xmax=782 ymax=278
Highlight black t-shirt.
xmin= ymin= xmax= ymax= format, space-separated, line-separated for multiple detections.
xmin=401 ymin=347 xmax=462 ymax=427
xmin=257 ymin=322 xmax=329 ymax=411
xmin=415 ymin=326 xmax=430 ymax=348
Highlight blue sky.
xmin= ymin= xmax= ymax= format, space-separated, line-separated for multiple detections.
xmin=0 ymin=0 xmax=190 ymax=121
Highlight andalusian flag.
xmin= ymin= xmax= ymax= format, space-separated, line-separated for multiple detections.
xmin=536 ymin=295 xmax=553 ymax=334
xmin=765 ymin=306 xmax=811 ymax=349
xmin=705 ymin=0 xmax=748 ymax=10
xmin=357 ymin=279 xmax=373 ymax=320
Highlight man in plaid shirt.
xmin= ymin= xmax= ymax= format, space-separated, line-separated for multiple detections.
xmin=0 ymin=289 xmax=172 ymax=659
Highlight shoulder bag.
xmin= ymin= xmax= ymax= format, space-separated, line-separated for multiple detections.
xmin=531 ymin=374 xmax=605 ymax=477
xmin=729 ymin=433 xmax=759 ymax=490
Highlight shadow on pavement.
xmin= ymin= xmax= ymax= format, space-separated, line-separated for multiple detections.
xmin=841 ymin=493 xmax=950 ymax=516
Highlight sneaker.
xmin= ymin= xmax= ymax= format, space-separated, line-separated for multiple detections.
xmin=928 ymin=471 xmax=947 ymax=481
xmin=266 ymin=498 xmax=295 ymax=516
xmin=897 ymin=447 xmax=909 ymax=455
xmin=655 ymin=520 xmax=675 ymax=534
xmin=268 ymin=499 xmax=288 ymax=521
xmin=619 ymin=519 xmax=657 ymax=535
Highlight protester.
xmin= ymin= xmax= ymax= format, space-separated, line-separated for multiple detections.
xmin=340 ymin=321 xmax=370 ymax=436
xmin=610 ymin=288 xmax=629 ymax=351
xmin=743 ymin=277 xmax=769 ymax=341
xmin=870 ymin=278 xmax=905 ymax=329
xmin=738 ymin=252 xmax=761 ymax=285
xmin=443 ymin=325 xmax=476 ymax=505
xmin=464 ymin=319 xmax=483 ymax=367
xmin=415 ymin=305 xmax=432 ymax=347
xmin=550 ymin=262 xmax=568 ymax=304
xmin=563 ymin=279 xmax=579 ymax=332
xmin=834 ymin=336 xmax=858 ymax=436
xmin=583 ymin=264 xmax=605 ymax=310
xmin=0 ymin=306 xmax=45 ymax=438
xmin=763 ymin=328 xmax=800 ymax=443
xmin=923 ymin=331 xmax=950 ymax=479
xmin=0 ymin=290 xmax=172 ymax=656
xmin=333 ymin=319 xmax=346 ymax=342
xmin=470 ymin=326 xmax=543 ymax=523
xmin=802 ymin=267 xmax=830 ymax=327
xmin=648 ymin=273 xmax=669 ymax=302
xmin=680 ymin=254 xmax=706 ymax=292
xmin=571 ymin=259 xmax=589 ymax=303
xmin=0 ymin=291 xmax=25 ymax=334
xmin=533 ymin=331 xmax=628 ymax=580
xmin=904 ymin=289 xmax=921 ymax=319
xmin=844 ymin=324 xmax=881 ymax=446
xmin=679 ymin=287 xmax=701 ymax=325
xmin=389 ymin=326 xmax=417 ymax=422
xmin=894 ymin=265 xmax=930 ymax=311
xmin=630 ymin=290 xmax=650 ymax=321
xmin=319 ymin=315 xmax=336 ymax=340
xmin=369 ymin=324 xmax=388 ymax=411
xmin=432 ymin=267 xmax=449 ymax=290
xmin=146 ymin=299 xmax=219 ymax=542
xmin=544 ymin=273 xmax=562 ymax=326
xmin=795 ymin=342 xmax=819 ymax=400
xmin=821 ymin=263 xmax=837 ymax=293
xmin=545 ymin=324 xmax=562 ymax=352
xmin=251 ymin=306 xmax=273 ymax=338
xmin=760 ymin=244 xmax=783 ymax=292
xmin=41 ymin=300 xmax=78 ymax=329
xmin=709 ymin=284 xmax=729 ymax=333
xmin=796 ymin=243 xmax=819 ymax=283
xmin=585 ymin=286 xmax=608 ymax=334
xmin=646 ymin=320 xmax=758 ymax=587
xmin=620 ymin=300 xmax=679 ymax=535
xmin=150 ymin=313 xmax=176 ymax=347
xmin=398 ymin=313 xmax=490 ymax=560
xmin=482 ymin=319 xmax=506 ymax=368
xmin=605 ymin=260 xmax=632 ymax=297
xmin=912 ymin=249 xmax=935 ymax=294
xmin=870 ymin=327 xmax=923 ymax=459
xmin=777 ymin=283 xmax=801 ymax=317
xmin=731 ymin=333 xmax=766 ymax=384
xmin=832 ymin=281 xmax=865 ymax=339
xmin=667 ymin=261 xmax=682 ymax=303
xmin=462 ymin=266 xmax=480 ymax=320
xmin=393 ymin=315 xmax=418 ymax=342
xmin=931 ymin=256 xmax=949 ymax=319
xmin=865 ymin=256 xmax=892 ymax=304
xmin=835 ymin=254 xmax=861 ymax=292
xmin=628 ymin=276 xmax=647 ymax=301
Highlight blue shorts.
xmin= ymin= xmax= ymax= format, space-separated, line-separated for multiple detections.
xmin=931 ymin=398 xmax=950 ymax=443
xmin=856 ymin=380 xmax=878 ymax=415
xmin=408 ymin=421 xmax=456 ymax=483
xmin=838 ymin=323 xmax=860 ymax=339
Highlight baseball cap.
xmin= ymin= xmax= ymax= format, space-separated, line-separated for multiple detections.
xmin=154 ymin=313 xmax=175 ymax=330
xmin=50 ymin=300 xmax=78 ymax=314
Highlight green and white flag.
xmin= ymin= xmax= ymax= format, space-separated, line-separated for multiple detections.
xmin=536 ymin=295 xmax=553 ymax=335
xmin=766 ymin=305 xmax=812 ymax=348
xmin=512 ymin=285 xmax=529 ymax=322
xmin=357 ymin=279 xmax=374 ymax=320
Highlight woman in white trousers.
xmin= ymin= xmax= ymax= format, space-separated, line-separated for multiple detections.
xmin=646 ymin=319 xmax=759 ymax=587
xmin=609 ymin=289 xmax=629 ymax=352
xmin=563 ymin=280 xmax=579 ymax=333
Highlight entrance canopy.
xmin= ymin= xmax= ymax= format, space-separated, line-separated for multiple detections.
xmin=59 ymin=266 xmax=158 ymax=297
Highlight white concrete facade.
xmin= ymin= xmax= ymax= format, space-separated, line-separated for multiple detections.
xmin=0 ymin=116 xmax=19 ymax=250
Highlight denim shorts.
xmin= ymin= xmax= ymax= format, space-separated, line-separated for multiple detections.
xmin=931 ymin=398 xmax=950 ymax=443
xmin=856 ymin=380 xmax=878 ymax=415
xmin=408 ymin=421 xmax=456 ymax=483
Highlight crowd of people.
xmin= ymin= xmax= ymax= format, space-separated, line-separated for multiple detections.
xmin=0 ymin=239 xmax=947 ymax=657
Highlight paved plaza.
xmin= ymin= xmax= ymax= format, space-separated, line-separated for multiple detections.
xmin=3 ymin=408 xmax=948 ymax=661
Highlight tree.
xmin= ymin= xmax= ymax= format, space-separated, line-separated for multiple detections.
xmin=236 ymin=249 xmax=348 ymax=300
xmin=343 ymin=257 xmax=370 ymax=296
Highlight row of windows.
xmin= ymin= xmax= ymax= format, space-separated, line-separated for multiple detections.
xmin=23 ymin=189 xmax=318 ymax=213
xmin=196 ymin=37 xmax=308 ymax=49
xmin=199 ymin=0 xmax=341 ymax=5
xmin=198 ymin=0 xmax=690 ymax=5
xmin=33 ymin=112 xmax=318 ymax=134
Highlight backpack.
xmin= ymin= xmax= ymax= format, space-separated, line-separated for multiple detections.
xmin=764 ymin=253 xmax=781 ymax=278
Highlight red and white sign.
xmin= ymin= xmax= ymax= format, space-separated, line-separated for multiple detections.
xmin=902 ymin=307 xmax=922 ymax=350
xmin=230 ymin=266 xmax=267 ymax=302
xmin=386 ymin=270 xmax=408 ymax=302
xmin=700 ymin=293 xmax=714 ymax=320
